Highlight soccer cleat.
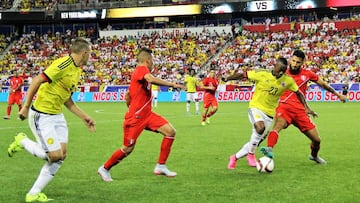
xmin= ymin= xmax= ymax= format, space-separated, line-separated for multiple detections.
xmin=8 ymin=132 xmax=27 ymax=157
xmin=201 ymin=121 xmax=206 ymax=126
xmin=227 ymin=155 xmax=237 ymax=169
xmin=206 ymin=117 xmax=211 ymax=124
xmin=154 ymin=164 xmax=177 ymax=177
xmin=98 ymin=166 xmax=113 ymax=181
xmin=25 ymin=193 xmax=53 ymax=202
xmin=3 ymin=115 xmax=10 ymax=120
xmin=309 ymin=155 xmax=327 ymax=164
xmin=246 ymin=153 xmax=257 ymax=167
xmin=260 ymin=147 xmax=274 ymax=158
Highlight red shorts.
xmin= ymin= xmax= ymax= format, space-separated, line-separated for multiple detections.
xmin=275 ymin=102 xmax=315 ymax=132
xmin=8 ymin=92 xmax=22 ymax=105
xmin=122 ymin=111 xmax=168 ymax=146
xmin=203 ymin=93 xmax=218 ymax=109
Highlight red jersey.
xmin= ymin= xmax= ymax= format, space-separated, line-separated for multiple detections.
xmin=279 ymin=68 xmax=318 ymax=107
xmin=202 ymin=77 xmax=218 ymax=95
xmin=126 ymin=65 xmax=152 ymax=118
xmin=10 ymin=76 xmax=23 ymax=92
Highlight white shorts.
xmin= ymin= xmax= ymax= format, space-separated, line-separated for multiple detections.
xmin=248 ymin=108 xmax=273 ymax=135
xmin=186 ymin=92 xmax=199 ymax=101
xmin=152 ymin=90 xmax=158 ymax=98
xmin=28 ymin=108 xmax=68 ymax=153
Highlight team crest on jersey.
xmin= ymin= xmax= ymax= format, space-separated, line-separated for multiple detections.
xmin=301 ymin=75 xmax=307 ymax=81
xmin=47 ymin=138 xmax=54 ymax=145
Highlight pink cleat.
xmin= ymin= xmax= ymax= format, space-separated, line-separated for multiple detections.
xmin=246 ymin=153 xmax=257 ymax=167
xmin=227 ymin=155 xmax=237 ymax=169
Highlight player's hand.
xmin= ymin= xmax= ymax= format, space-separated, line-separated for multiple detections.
xmin=18 ymin=107 xmax=29 ymax=120
xmin=306 ymin=108 xmax=318 ymax=118
xmin=84 ymin=117 xmax=96 ymax=132
xmin=338 ymin=94 xmax=347 ymax=103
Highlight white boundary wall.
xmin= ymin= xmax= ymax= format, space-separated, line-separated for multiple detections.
xmin=99 ymin=26 xmax=232 ymax=38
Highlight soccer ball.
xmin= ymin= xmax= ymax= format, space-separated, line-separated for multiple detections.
xmin=256 ymin=156 xmax=274 ymax=173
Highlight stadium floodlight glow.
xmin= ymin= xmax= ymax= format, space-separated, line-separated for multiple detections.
xmin=106 ymin=4 xmax=202 ymax=18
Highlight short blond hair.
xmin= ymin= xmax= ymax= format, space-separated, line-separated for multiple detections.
xmin=137 ymin=47 xmax=152 ymax=63
xmin=70 ymin=37 xmax=91 ymax=54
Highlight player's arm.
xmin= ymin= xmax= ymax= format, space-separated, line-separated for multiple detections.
xmin=144 ymin=73 xmax=185 ymax=90
xmin=199 ymin=81 xmax=215 ymax=90
xmin=294 ymin=90 xmax=318 ymax=118
xmin=315 ymin=78 xmax=346 ymax=103
xmin=64 ymin=97 xmax=96 ymax=132
xmin=18 ymin=74 xmax=47 ymax=120
xmin=222 ymin=71 xmax=247 ymax=82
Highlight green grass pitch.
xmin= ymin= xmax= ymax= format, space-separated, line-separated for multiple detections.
xmin=0 ymin=101 xmax=359 ymax=203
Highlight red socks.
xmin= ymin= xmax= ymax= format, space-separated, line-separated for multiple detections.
xmin=104 ymin=149 xmax=127 ymax=170
xmin=267 ymin=130 xmax=279 ymax=148
xmin=7 ymin=105 xmax=11 ymax=116
xmin=158 ymin=136 xmax=174 ymax=164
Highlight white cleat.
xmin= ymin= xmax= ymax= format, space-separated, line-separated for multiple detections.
xmin=309 ymin=155 xmax=327 ymax=164
xmin=154 ymin=164 xmax=177 ymax=177
xmin=97 ymin=166 xmax=113 ymax=182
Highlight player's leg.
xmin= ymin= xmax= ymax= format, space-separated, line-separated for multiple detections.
xmin=206 ymin=98 xmax=218 ymax=119
xmin=202 ymin=98 xmax=210 ymax=125
xmin=195 ymin=98 xmax=200 ymax=114
xmin=98 ymin=118 xmax=144 ymax=181
xmin=152 ymin=90 xmax=158 ymax=108
xmin=186 ymin=93 xmax=191 ymax=114
xmin=149 ymin=113 xmax=176 ymax=177
xmin=228 ymin=108 xmax=271 ymax=168
xmin=261 ymin=104 xmax=291 ymax=158
xmin=16 ymin=93 xmax=23 ymax=112
xmin=260 ymin=117 xmax=287 ymax=158
xmin=4 ymin=95 xmax=15 ymax=119
xmin=302 ymin=127 xmax=326 ymax=164
xmin=8 ymin=109 xmax=49 ymax=159
xmin=228 ymin=142 xmax=250 ymax=169
xmin=27 ymin=144 xmax=65 ymax=202
xmin=26 ymin=113 xmax=68 ymax=202
xmin=246 ymin=108 xmax=273 ymax=166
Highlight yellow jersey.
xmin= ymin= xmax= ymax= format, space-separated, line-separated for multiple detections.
xmin=248 ymin=69 xmax=298 ymax=117
xmin=184 ymin=75 xmax=197 ymax=93
xmin=33 ymin=56 xmax=82 ymax=114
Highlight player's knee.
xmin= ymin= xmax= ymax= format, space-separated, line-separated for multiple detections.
xmin=166 ymin=127 xmax=176 ymax=137
xmin=122 ymin=145 xmax=135 ymax=155
xmin=48 ymin=151 xmax=65 ymax=162
xmin=255 ymin=126 xmax=266 ymax=135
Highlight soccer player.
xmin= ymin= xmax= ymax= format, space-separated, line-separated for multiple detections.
xmin=200 ymin=68 xmax=219 ymax=126
xmin=184 ymin=68 xmax=200 ymax=115
xmin=225 ymin=57 xmax=316 ymax=169
xmin=261 ymin=50 xmax=347 ymax=164
xmin=97 ymin=48 xmax=185 ymax=181
xmin=151 ymin=84 xmax=160 ymax=108
xmin=8 ymin=38 xmax=96 ymax=202
xmin=3 ymin=71 xmax=24 ymax=120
